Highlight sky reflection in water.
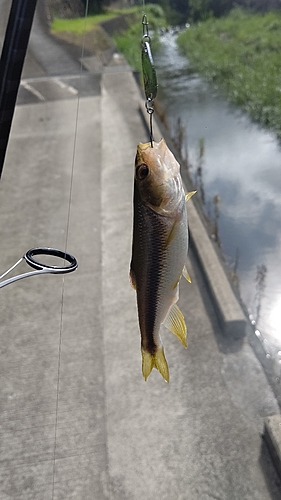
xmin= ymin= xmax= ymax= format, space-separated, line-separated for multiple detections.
xmin=155 ymin=33 xmax=281 ymax=350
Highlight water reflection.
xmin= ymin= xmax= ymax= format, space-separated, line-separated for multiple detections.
xmin=155 ymin=32 xmax=281 ymax=351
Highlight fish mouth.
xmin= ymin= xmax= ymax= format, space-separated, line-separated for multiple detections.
xmin=136 ymin=140 xmax=166 ymax=173
xmin=137 ymin=139 xmax=165 ymax=151
xmin=136 ymin=141 xmax=153 ymax=163
xmin=137 ymin=140 xmax=160 ymax=149
xmin=137 ymin=142 xmax=151 ymax=151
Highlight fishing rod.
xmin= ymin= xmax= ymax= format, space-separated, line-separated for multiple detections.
xmin=0 ymin=0 xmax=78 ymax=285
xmin=0 ymin=0 xmax=38 ymax=180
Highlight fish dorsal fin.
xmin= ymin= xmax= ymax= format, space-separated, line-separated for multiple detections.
xmin=141 ymin=347 xmax=169 ymax=382
xmin=129 ymin=268 xmax=136 ymax=290
xmin=164 ymin=304 xmax=187 ymax=348
xmin=185 ymin=191 xmax=197 ymax=203
xmin=182 ymin=265 xmax=192 ymax=283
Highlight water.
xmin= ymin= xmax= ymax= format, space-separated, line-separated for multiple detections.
xmin=155 ymin=32 xmax=281 ymax=356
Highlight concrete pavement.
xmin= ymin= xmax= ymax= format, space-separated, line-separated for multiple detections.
xmin=0 ymin=58 xmax=280 ymax=500
xmin=100 ymin=60 xmax=281 ymax=500
xmin=0 ymin=8 xmax=281 ymax=500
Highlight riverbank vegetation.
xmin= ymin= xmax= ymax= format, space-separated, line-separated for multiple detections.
xmin=50 ymin=0 xmax=281 ymax=29
xmin=177 ymin=8 xmax=281 ymax=140
xmin=51 ymin=4 xmax=166 ymax=71
xmin=51 ymin=7 xmax=138 ymax=34
xmin=79 ymin=0 xmax=281 ymax=25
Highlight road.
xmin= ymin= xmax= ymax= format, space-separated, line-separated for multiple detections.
xmin=0 ymin=2 xmax=105 ymax=498
xmin=1 ymin=2 xmax=281 ymax=499
xmin=0 ymin=0 xmax=100 ymax=104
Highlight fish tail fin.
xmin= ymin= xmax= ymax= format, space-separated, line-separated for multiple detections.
xmin=141 ymin=348 xmax=169 ymax=383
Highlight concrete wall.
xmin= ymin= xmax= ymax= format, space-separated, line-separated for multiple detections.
xmin=100 ymin=13 xmax=137 ymax=37
xmin=46 ymin=0 xmax=84 ymax=19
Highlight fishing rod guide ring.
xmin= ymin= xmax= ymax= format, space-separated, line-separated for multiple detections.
xmin=24 ymin=247 xmax=78 ymax=273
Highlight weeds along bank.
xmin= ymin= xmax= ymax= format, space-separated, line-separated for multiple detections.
xmin=49 ymin=4 xmax=281 ymax=144
xmin=107 ymin=6 xmax=281 ymax=143
xmin=177 ymin=8 xmax=281 ymax=141
xmin=49 ymin=4 xmax=166 ymax=68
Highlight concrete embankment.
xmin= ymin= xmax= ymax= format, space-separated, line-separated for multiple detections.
xmin=98 ymin=18 xmax=281 ymax=483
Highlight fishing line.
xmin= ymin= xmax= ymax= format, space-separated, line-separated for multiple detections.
xmin=51 ymin=1 xmax=89 ymax=497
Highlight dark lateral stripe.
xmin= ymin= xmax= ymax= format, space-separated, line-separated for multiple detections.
xmin=132 ymin=187 xmax=167 ymax=354
xmin=143 ymin=207 xmax=166 ymax=354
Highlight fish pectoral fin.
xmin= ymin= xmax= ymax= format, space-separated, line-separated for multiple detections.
xmin=142 ymin=348 xmax=169 ymax=383
xmin=166 ymin=219 xmax=177 ymax=246
xmin=129 ymin=267 xmax=136 ymax=290
xmin=164 ymin=304 xmax=187 ymax=348
xmin=182 ymin=265 xmax=192 ymax=283
xmin=185 ymin=190 xmax=197 ymax=203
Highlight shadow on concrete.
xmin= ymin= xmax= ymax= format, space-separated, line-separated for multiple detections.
xmin=189 ymin=243 xmax=245 ymax=355
xmin=259 ymin=439 xmax=281 ymax=500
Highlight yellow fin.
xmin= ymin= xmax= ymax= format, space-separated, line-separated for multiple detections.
xmin=182 ymin=265 xmax=192 ymax=283
xmin=164 ymin=304 xmax=187 ymax=348
xmin=141 ymin=348 xmax=169 ymax=382
xmin=166 ymin=220 xmax=177 ymax=246
xmin=185 ymin=190 xmax=197 ymax=202
xmin=129 ymin=268 xmax=136 ymax=290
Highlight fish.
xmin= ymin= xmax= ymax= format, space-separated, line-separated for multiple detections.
xmin=130 ymin=138 xmax=195 ymax=382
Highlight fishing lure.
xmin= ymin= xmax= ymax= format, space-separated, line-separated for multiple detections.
xmin=141 ymin=14 xmax=158 ymax=146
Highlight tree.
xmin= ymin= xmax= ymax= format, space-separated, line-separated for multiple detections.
xmin=81 ymin=0 xmax=108 ymax=14
xmin=210 ymin=0 xmax=233 ymax=17
xmin=189 ymin=0 xmax=212 ymax=20
xmin=169 ymin=0 xmax=189 ymax=22
xmin=234 ymin=0 xmax=281 ymax=11
xmin=189 ymin=0 xmax=235 ymax=19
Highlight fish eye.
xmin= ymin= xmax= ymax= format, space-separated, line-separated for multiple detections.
xmin=136 ymin=163 xmax=149 ymax=180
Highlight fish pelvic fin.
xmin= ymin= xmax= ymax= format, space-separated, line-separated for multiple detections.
xmin=182 ymin=265 xmax=192 ymax=283
xmin=141 ymin=348 xmax=169 ymax=383
xmin=185 ymin=190 xmax=197 ymax=202
xmin=129 ymin=268 xmax=136 ymax=290
xmin=164 ymin=303 xmax=187 ymax=348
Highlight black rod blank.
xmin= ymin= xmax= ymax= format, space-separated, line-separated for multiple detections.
xmin=0 ymin=0 xmax=38 ymax=180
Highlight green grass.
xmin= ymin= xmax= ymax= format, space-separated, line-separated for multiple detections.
xmin=51 ymin=8 xmax=138 ymax=35
xmin=52 ymin=15 xmax=110 ymax=34
xmin=177 ymin=8 xmax=281 ymax=139
xmin=50 ymin=4 xmax=165 ymax=74
xmin=50 ymin=5 xmax=164 ymax=73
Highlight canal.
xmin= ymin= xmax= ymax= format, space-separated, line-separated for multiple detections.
xmin=155 ymin=31 xmax=281 ymax=370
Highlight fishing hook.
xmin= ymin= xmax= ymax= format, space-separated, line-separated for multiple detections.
xmin=145 ymin=98 xmax=154 ymax=147
xmin=0 ymin=247 xmax=78 ymax=289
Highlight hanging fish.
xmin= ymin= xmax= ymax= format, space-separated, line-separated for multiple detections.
xmin=130 ymin=139 xmax=195 ymax=382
